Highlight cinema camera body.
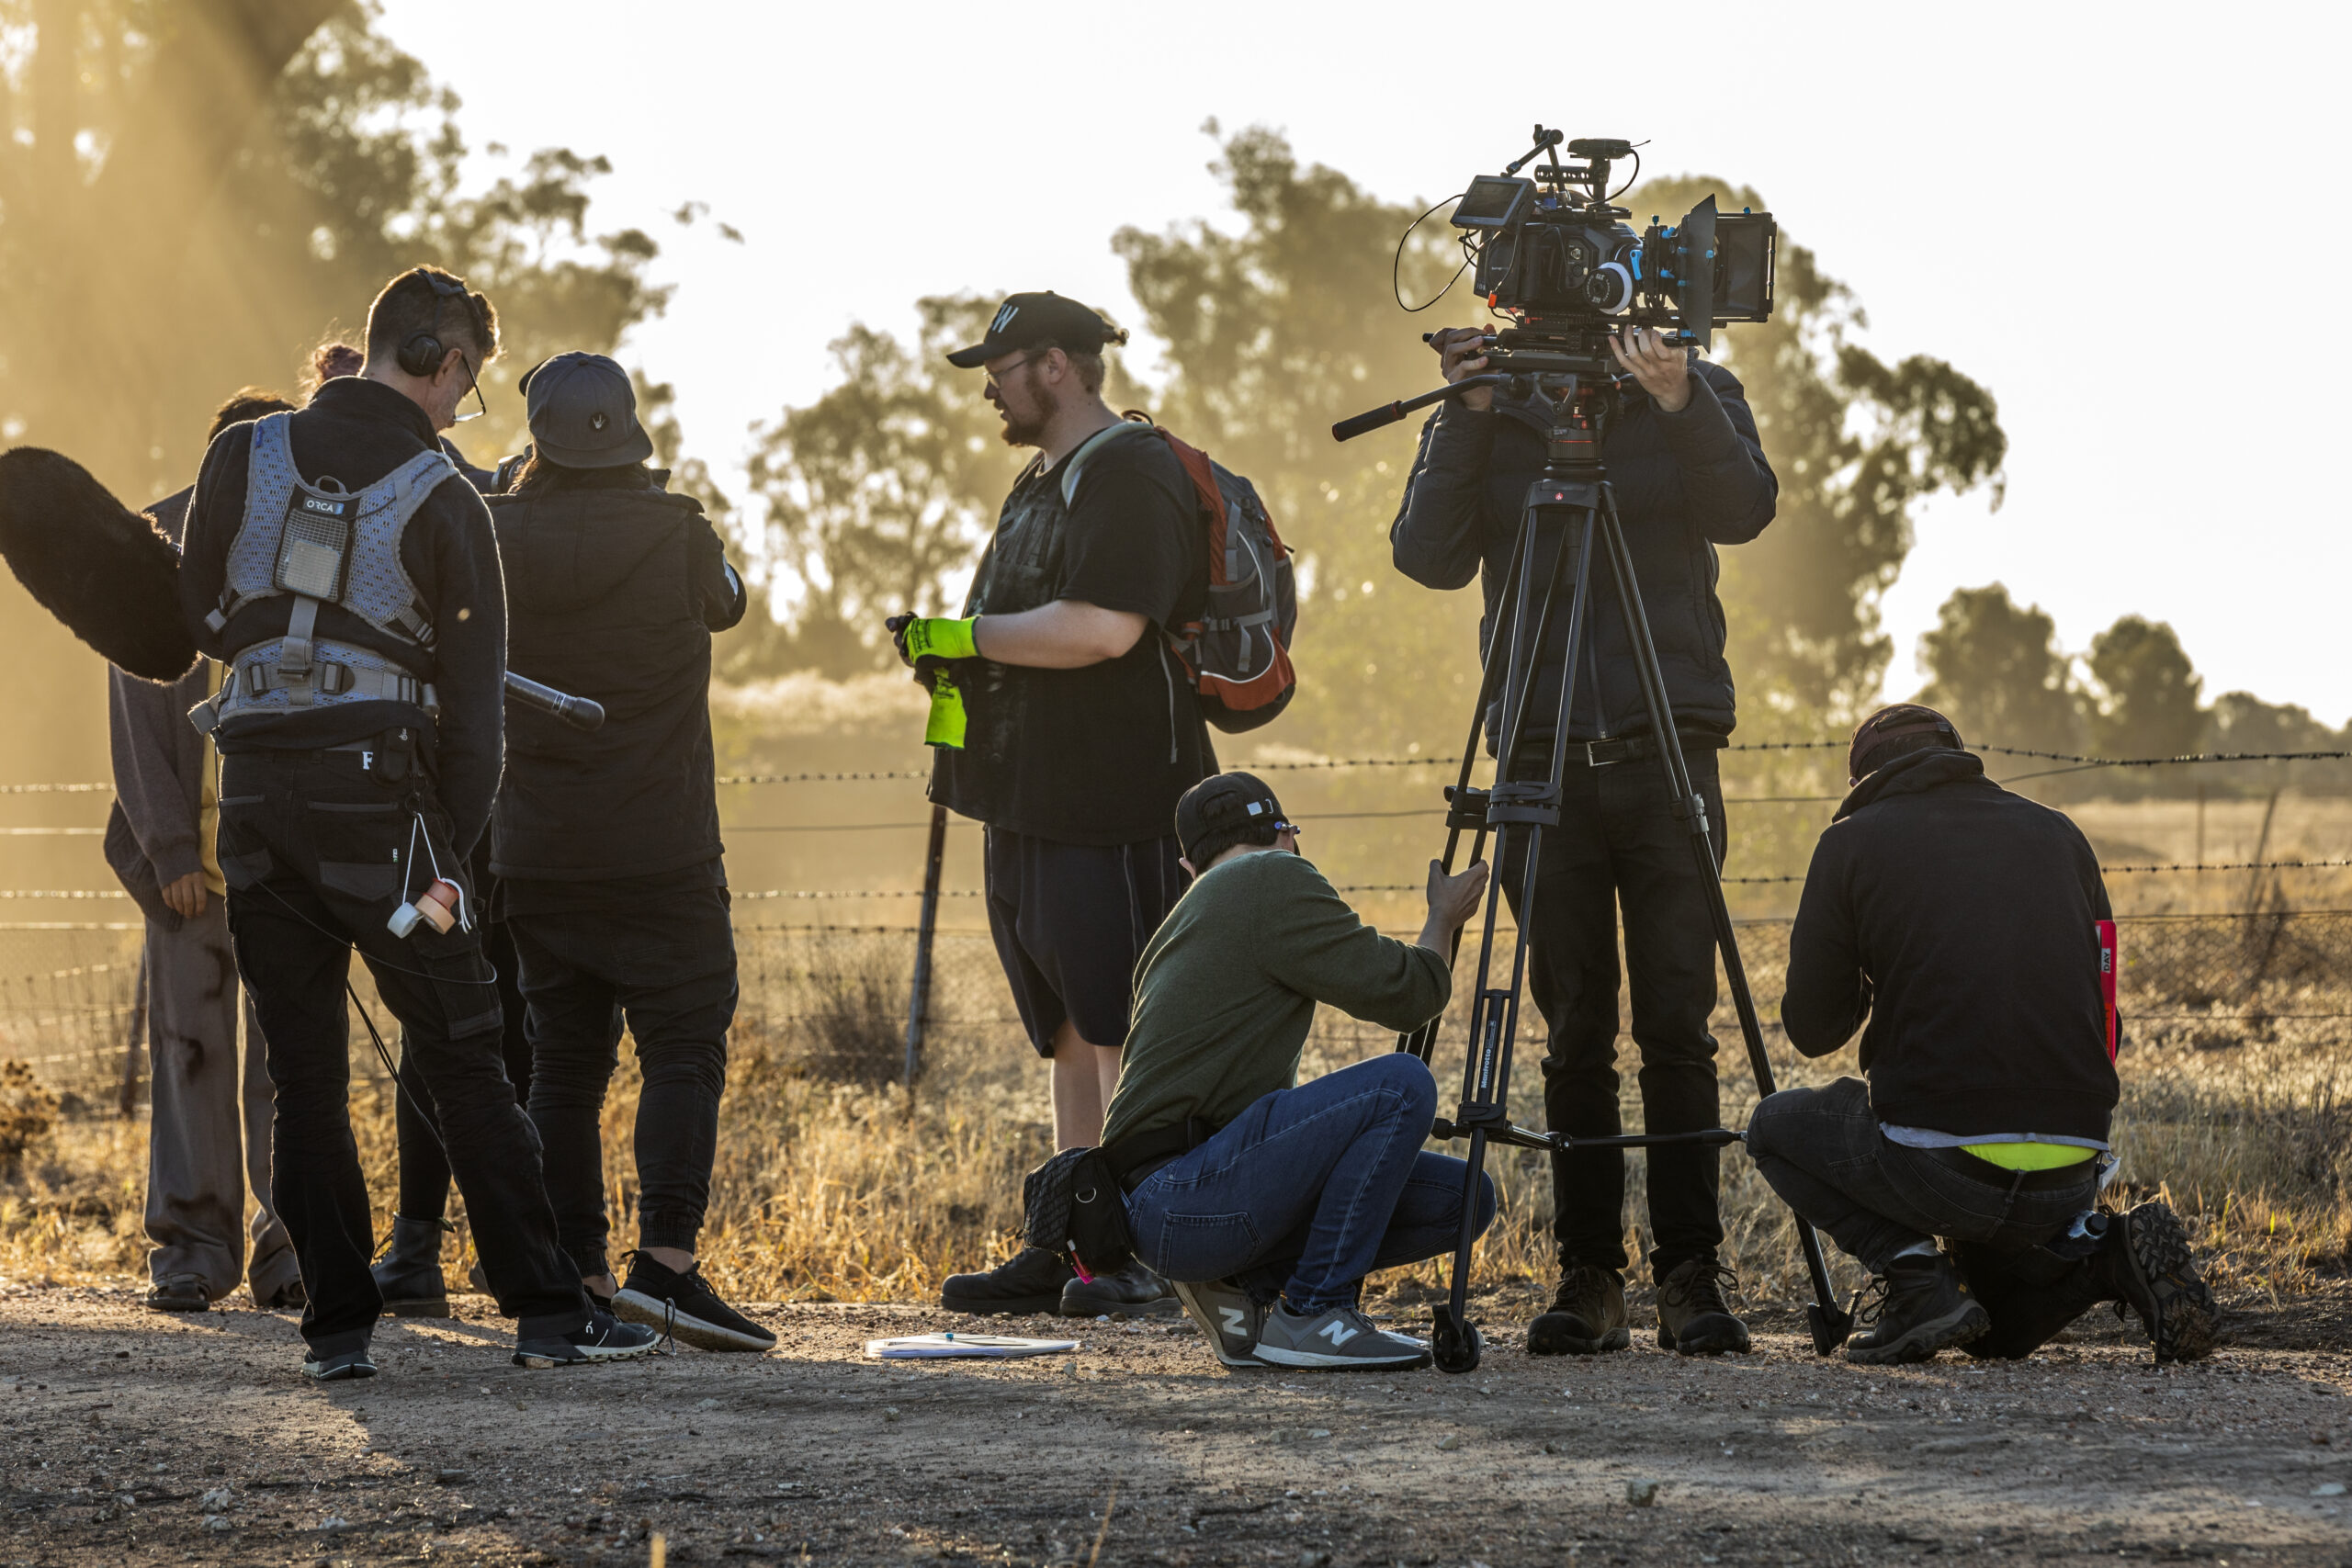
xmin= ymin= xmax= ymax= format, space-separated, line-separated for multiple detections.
xmin=1449 ymin=128 xmax=1777 ymax=372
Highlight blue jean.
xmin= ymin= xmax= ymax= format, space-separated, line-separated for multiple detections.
xmin=1124 ymin=1055 xmax=1498 ymax=1313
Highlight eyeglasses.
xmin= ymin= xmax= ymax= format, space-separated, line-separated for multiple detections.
xmin=982 ymin=354 xmax=1043 ymax=394
xmin=452 ymin=354 xmax=487 ymax=423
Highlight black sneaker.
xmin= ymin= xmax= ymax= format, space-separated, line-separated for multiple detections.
xmin=613 ymin=1255 xmax=776 ymax=1353
xmin=512 ymin=1310 xmax=662 ymax=1369
xmin=1847 ymin=1252 xmax=1990 ymax=1365
xmin=1656 ymin=1258 xmax=1751 ymax=1355
xmin=1060 ymin=1258 xmax=1180 ymax=1318
xmin=301 ymin=1348 xmax=378 ymax=1382
xmin=2100 ymin=1201 xmax=2223 ymax=1363
xmin=1527 ymin=1264 xmax=1630 ymax=1356
xmin=941 ymin=1247 xmax=1075 ymax=1316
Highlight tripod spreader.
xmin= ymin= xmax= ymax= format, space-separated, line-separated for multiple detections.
xmin=1429 ymin=1119 xmax=1746 ymax=1154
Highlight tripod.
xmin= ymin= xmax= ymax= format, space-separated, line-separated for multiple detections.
xmin=1336 ymin=342 xmax=1854 ymax=1373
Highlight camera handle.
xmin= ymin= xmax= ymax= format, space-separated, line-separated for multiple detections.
xmin=1368 ymin=376 xmax=1854 ymax=1373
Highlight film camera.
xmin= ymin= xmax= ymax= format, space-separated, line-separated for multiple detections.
xmin=1452 ymin=128 xmax=1775 ymax=352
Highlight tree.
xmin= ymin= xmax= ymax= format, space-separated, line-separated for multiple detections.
xmin=0 ymin=0 xmax=684 ymax=776
xmin=2086 ymin=615 xmax=2204 ymax=787
xmin=736 ymin=298 xmax=1012 ymax=678
xmin=1623 ymin=177 xmax=2007 ymax=729
xmin=1916 ymin=583 xmax=2083 ymax=754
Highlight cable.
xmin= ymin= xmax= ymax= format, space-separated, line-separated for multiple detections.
xmin=345 ymin=978 xmax=450 ymax=1161
xmin=1393 ymin=194 xmax=1475 ymax=313
xmin=1605 ymin=150 xmax=1643 ymax=202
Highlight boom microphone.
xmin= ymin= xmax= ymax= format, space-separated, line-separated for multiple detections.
xmin=503 ymin=671 xmax=604 ymax=732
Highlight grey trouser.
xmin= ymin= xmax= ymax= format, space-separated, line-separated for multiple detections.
xmin=1746 ymin=1077 xmax=2098 ymax=1275
xmin=141 ymin=902 xmax=299 ymax=1303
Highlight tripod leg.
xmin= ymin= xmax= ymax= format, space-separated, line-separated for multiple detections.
xmin=1431 ymin=503 xmax=1598 ymax=1374
xmin=1397 ymin=510 xmax=1536 ymax=1064
xmin=1590 ymin=490 xmax=1856 ymax=1354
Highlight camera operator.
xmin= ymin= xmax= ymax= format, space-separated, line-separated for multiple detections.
xmin=1390 ymin=323 xmax=1776 ymax=1359
xmin=1752 ymin=705 xmax=2221 ymax=1366
xmin=902 ymin=292 xmax=1213 ymax=1321
xmin=480 ymin=352 xmax=770 ymax=1354
xmin=176 ymin=267 xmax=657 ymax=1378
xmin=1108 ymin=773 xmax=1495 ymax=1371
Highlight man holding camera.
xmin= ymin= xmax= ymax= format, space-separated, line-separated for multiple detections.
xmin=1752 ymin=705 xmax=2222 ymax=1365
xmin=1390 ymin=324 xmax=1776 ymax=1358
xmin=1107 ymin=773 xmax=1494 ymax=1371
xmin=176 ymin=266 xmax=654 ymax=1377
xmin=897 ymin=292 xmax=1213 ymax=1321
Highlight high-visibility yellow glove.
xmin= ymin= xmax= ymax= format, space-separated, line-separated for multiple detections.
xmin=922 ymin=671 xmax=967 ymax=750
xmin=894 ymin=615 xmax=979 ymax=666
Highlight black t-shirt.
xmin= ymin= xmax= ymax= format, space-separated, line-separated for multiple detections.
xmin=932 ymin=423 xmax=1215 ymax=845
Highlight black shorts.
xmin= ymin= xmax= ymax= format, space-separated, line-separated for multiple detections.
xmin=983 ymin=827 xmax=1185 ymax=1056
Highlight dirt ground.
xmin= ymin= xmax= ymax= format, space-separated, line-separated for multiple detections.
xmin=1 ymin=1282 xmax=2347 ymax=1568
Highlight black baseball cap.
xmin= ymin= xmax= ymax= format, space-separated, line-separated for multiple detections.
xmin=1849 ymin=703 xmax=1964 ymax=782
xmin=519 ymin=351 xmax=654 ymax=468
xmin=1174 ymin=772 xmax=1295 ymax=865
xmin=946 ymin=291 xmax=1130 ymax=369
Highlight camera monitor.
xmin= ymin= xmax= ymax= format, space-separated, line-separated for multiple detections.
xmin=1452 ymin=176 xmax=1532 ymax=231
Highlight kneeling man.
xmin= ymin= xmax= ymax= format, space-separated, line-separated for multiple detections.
xmin=1102 ymin=773 xmax=1495 ymax=1371
xmin=1751 ymin=705 xmax=2220 ymax=1366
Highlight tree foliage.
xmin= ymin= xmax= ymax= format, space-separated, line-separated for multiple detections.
xmin=1916 ymin=582 xmax=2083 ymax=754
xmin=0 ymin=0 xmax=684 ymax=773
xmin=2086 ymin=615 xmax=2205 ymax=765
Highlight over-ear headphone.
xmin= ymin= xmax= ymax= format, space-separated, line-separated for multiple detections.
xmin=394 ymin=269 xmax=475 ymax=378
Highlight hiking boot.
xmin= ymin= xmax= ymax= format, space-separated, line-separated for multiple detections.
xmin=301 ymin=1347 xmax=377 ymax=1382
xmin=143 ymin=1273 xmax=209 ymax=1313
xmin=370 ymin=1215 xmax=451 ymax=1318
xmin=1657 ymin=1258 xmax=1751 ymax=1355
xmin=512 ymin=1310 xmax=662 ymax=1369
xmin=1847 ymin=1251 xmax=1990 ymax=1365
xmin=1253 ymin=1303 xmax=1431 ymax=1371
xmin=614 ymin=1254 xmax=776 ymax=1353
xmin=940 ymin=1246 xmax=1075 ymax=1316
xmin=1060 ymin=1258 xmax=1180 ymax=1319
xmin=2098 ymin=1201 xmax=2222 ymax=1363
xmin=1170 ymin=1278 xmax=1272 ymax=1371
xmin=1527 ymin=1264 xmax=1630 ymax=1356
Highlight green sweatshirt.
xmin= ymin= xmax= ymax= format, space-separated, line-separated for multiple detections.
xmin=1100 ymin=849 xmax=1453 ymax=1148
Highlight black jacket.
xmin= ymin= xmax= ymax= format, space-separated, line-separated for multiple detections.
xmin=178 ymin=378 xmax=507 ymax=855
xmin=485 ymin=468 xmax=745 ymax=883
xmin=1780 ymin=750 xmax=2120 ymax=1141
xmin=1389 ymin=362 xmax=1776 ymax=747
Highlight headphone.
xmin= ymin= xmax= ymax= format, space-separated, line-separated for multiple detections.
xmin=393 ymin=269 xmax=477 ymax=378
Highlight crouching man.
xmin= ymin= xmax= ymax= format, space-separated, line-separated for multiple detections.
xmin=1101 ymin=773 xmax=1495 ymax=1371
xmin=1750 ymin=705 xmax=2221 ymax=1366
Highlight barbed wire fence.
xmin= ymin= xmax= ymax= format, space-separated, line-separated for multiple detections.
xmin=3 ymin=737 xmax=2349 ymax=1108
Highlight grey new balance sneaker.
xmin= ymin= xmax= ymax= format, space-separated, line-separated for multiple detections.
xmin=1170 ymin=1278 xmax=1272 ymax=1370
xmin=1253 ymin=1303 xmax=1431 ymax=1371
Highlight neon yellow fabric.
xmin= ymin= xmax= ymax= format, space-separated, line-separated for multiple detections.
xmin=1962 ymin=1141 xmax=2097 ymax=1170
xmin=922 ymin=673 xmax=967 ymax=749
xmin=903 ymin=615 xmax=979 ymax=663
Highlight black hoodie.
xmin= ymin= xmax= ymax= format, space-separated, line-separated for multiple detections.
xmin=484 ymin=468 xmax=745 ymax=885
xmin=1780 ymin=749 xmax=2120 ymax=1141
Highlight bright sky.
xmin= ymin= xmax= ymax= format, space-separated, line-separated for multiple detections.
xmin=379 ymin=0 xmax=2352 ymax=722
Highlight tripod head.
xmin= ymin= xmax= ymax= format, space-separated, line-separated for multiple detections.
xmin=1330 ymin=324 xmax=1629 ymax=446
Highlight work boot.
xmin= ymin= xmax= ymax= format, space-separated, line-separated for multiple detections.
xmin=613 ymin=1253 xmax=776 ymax=1353
xmin=2099 ymin=1201 xmax=2223 ymax=1363
xmin=1170 ymin=1278 xmax=1272 ymax=1371
xmin=1253 ymin=1303 xmax=1431 ymax=1371
xmin=1527 ymin=1263 xmax=1630 ymax=1356
xmin=1847 ymin=1251 xmax=1989 ymax=1365
xmin=1957 ymin=1218 xmax=2112 ymax=1360
xmin=1657 ymin=1258 xmax=1751 ymax=1355
xmin=369 ymin=1215 xmax=452 ymax=1318
xmin=940 ymin=1246 xmax=1075 ymax=1316
xmin=1060 ymin=1258 xmax=1180 ymax=1318
xmin=144 ymin=1273 xmax=210 ymax=1313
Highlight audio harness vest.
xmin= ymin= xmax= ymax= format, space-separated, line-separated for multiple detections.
xmin=192 ymin=412 xmax=454 ymax=734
